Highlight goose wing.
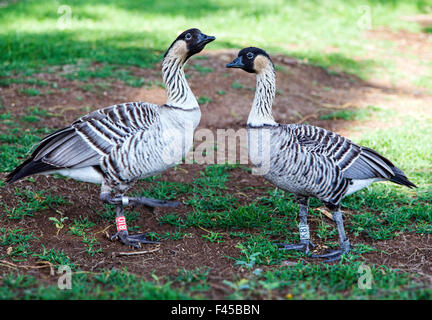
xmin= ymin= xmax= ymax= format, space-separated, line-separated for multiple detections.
xmin=292 ymin=124 xmax=395 ymax=180
xmin=38 ymin=102 xmax=159 ymax=167
xmin=6 ymin=102 xmax=160 ymax=183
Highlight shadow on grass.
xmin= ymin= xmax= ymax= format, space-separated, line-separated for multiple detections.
xmin=3 ymin=0 xmax=430 ymax=19
xmin=423 ymin=26 xmax=432 ymax=33
xmin=289 ymin=51 xmax=378 ymax=79
xmin=1 ymin=0 xmax=334 ymax=22
xmin=1 ymin=0 xmax=424 ymax=79
xmin=0 ymin=31 xmax=161 ymax=73
xmin=0 ymin=29 xmax=378 ymax=84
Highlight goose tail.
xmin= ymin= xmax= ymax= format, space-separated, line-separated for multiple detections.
xmin=388 ymin=166 xmax=417 ymax=188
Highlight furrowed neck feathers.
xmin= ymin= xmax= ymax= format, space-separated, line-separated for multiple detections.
xmin=247 ymin=61 xmax=277 ymax=127
xmin=162 ymin=41 xmax=199 ymax=110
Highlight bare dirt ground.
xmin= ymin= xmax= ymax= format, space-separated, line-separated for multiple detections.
xmin=0 ymin=28 xmax=432 ymax=297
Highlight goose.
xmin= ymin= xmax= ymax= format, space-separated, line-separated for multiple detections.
xmin=226 ymin=47 xmax=416 ymax=262
xmin=5 ymin=28 xmax=216 ymax=248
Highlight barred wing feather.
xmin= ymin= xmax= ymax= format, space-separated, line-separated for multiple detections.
xmin=5 ymin=102 xmax=160 ymax=183
xmin=293 ymin=124 xmax=396 ymax=180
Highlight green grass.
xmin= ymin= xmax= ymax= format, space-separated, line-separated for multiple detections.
xmin=232 ymin=81 xmax=244 ymax=89
xmin=192 ymin=63 xmax=214 ymax=74
xmin=222 ymin=257 xmax=432 ymax=299
xmin=34 ymin=246 xmax=76 ymax=270
xmin=2 ymin=118 xmax=429 ymax=299
xmin=0 ymin=112 xmax=12 ymax=121
xmin=357 ymin=117 xmax=432 ymax=178
xmin=135 ymin=117 xmax=431 ymax=299
xmin=3 ymin=189 xmax=70 ymax=220
xmin=0 ymin=126 xmax=53 ymax=172
xmin=0 ymin=269 xmax=191 ymax=299
xmin=69 ymin=217 xmax=102 ymax=256
xmin=197 ymin=96 xmax=213 ymax=104
xmin=0 ymin=228 xmax=37 ymax=260
xmin=1 ymin=0 xmax=430 ymax=80
xmin=0 ymin=77 xmax=50 ymax=87
xmin=319 ymin=105 xmax=385 ymax=121
xmin=1 ymin=0 xmax=432 ymax=300
xmin=18 ymin=88 xmax=42 ymax=96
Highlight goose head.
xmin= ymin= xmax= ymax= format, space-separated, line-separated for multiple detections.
xmin=164 ymin=28 xmax=216 ymax=62
xmin=226 ymin=47 xmax=273 ymax=74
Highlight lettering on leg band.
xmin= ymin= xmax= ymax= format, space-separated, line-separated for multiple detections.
xmin=116 ymin=216 xmax=127 ymax=232
xmin=299 ymin=224 xmax=310 ymax=241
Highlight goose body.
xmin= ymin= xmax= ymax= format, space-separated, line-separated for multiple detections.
xmin=6 ymin=28 xmax=215 ymax=247
xmin=227 ymin=47 xmax=415 ymax=261
xmin=248 ymin=123 xmax=412 ymax=205
xmin=25 ymin=102 xmax=200 ymax=188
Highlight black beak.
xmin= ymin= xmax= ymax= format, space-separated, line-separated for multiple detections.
xmin=197 ymin=33 xmax=216 ymax=46
xmin=226 ymin=56 xmax=244 ymax=69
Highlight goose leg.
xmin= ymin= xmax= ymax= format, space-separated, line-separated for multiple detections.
xmin=100 ymin=192 xmax=181 ymax=210
xmin=311 ymin=210 xmax=350 ymax=262
xmin=277 ymin=198 xmax=314 ymax=254
xmin=100 ymin=192 xmax=167 ymax=247
xmin=109 ymin=205 xmax=159 ymax=248
xmin=126 ymin=196 xmax=181 ymax=208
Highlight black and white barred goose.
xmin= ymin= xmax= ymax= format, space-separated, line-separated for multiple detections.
xmin=6 ymin=28 xmax=215 ymax=247
xmin=227 ymin=47 xmax=416 ymax=262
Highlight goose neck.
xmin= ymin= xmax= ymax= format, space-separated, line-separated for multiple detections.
xmin=247 ymin=66 xmax=277 ymax=127
xmin=162 ymin=56 xmax=198 ymax=110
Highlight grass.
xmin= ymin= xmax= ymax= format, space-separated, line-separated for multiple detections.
xmin=18 ymin=88 xmax=42 ymax=96
xmin=0 ymin=228 xmax=36 ymax=260
xmin=1 ymin=0 xmax=430 ymax=80
xmin=222 ymin=259 xmax=431 ymax=299
xmin=145 ymin=118 xmax=431 ymax=298
xmin=1 ymin=117 xmax=428 ymax=298
xmin=197 ymin=96 xmax=213 ymax=104
xmin=61 ymin=63 xmax=164 ymax=88
xmin=0 ymin=268 xmax=193 ymax=299
xmin=3 ymin=189 xmax=70 ymax=220
xmin=319 ymin=105 xmax=384 ymax=121
xmin=34 ymin=246 xmax=76 ymax=270
xmin=0 ymin=77 xmax=51 ymax=87
xmin=232 ymin=81 xmax=244 ymax=89
xmin=0 ymin=126 xmax=53 ymax=172
xmin=192 ymin=63 xmax=214 ymax=74
xmin=1 ymin=152 xmax=431 ymax=298
xmin=1 ymin=0 xmax=432 ymax=300
xmin=69 ymin=217 xmax=102 ymax=256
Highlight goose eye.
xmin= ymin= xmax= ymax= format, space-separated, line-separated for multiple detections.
xmin=185 ymin=33 xmax=192 ymax=40
xmin=246 ymin=52 xmax=254 ymax=59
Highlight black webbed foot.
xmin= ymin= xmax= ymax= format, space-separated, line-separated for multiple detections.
xmin=276 ymin=240 xmax=315 ymax=255
xmin=311 ymin=240 xmax=350 ymax=262
xmin=110 ymin=230 xmax=159 ymax=248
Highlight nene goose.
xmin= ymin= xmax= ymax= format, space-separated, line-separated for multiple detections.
xmin=226 ymin=47 xmax=416 ymax=262
xmin=6 ymin=28 xmax=215 ymax=247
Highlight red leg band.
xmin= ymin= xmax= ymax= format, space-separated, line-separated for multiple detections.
xmin=116 ymin=216 xmax=127 ymax=232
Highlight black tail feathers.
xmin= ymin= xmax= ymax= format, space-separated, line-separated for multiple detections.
xmin=5 ymin=159 xmax=56 ymax=184
xmin=389 ymin=166 xmax=417 ymax=188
